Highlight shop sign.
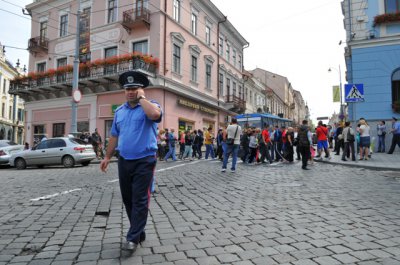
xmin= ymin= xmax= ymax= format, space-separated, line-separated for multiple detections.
xmin=111 ymin=104 xmax=122 ymax=115
xmin=177 ymin=99 xmax=218 ymax=115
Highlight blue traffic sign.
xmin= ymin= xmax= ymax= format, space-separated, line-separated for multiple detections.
xmin=344 ymin=84 xmax=364 ymax=102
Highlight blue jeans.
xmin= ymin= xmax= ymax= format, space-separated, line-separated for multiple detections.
xmin=222 ymin=144 xmax=239 ymax=170
xmin=164 ymin=145 xmax=176 ymax=161
xmin=378 ymin=135 xmax=385 ymax=152
xmin=205 ymin=144 xmax=215 ymax=159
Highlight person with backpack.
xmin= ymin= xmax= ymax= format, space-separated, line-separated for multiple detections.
xmin=341 ymin=121 xmax=356 ymax=161
xmin=297 ymin=120 xmax=312 ymax=170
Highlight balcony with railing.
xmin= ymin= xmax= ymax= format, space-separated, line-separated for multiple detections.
xmin=9 ymin=54 xmax=159 ymax=101
xmin=28 ymin=36 xmax=49 ymax=55
xmin=121 ymin=7 xmax=151 ymax=32
xmin=225 ymin=95 xmax=246 ymax=114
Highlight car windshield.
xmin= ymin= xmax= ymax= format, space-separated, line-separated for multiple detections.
xmin=69 ymin=138 xmax=90 ymax=145
xmin=0 ymin=141 xmax=17 ymax=147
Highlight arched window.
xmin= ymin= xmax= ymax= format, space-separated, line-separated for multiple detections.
xmin=392 ymin=68 xmax=400 ymax=108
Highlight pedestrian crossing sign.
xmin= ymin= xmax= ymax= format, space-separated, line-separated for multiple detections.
xmin=345 ymin=84 xmax=364 ymax=102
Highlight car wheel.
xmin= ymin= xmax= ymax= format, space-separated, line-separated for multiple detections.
xmin=81 ymin=161 xmax=90 ymax=166
xmin=62 ymin=155 xmax=75 ymax=168
xmin=15 ymin=158 xmax=27 ymax=170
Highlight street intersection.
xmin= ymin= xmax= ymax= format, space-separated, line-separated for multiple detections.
xmin=0 ymin=158 xmax=400 ymax=265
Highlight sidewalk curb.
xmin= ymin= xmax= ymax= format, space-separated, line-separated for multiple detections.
xmin=315 ymin=159 xmax=400 ymax=172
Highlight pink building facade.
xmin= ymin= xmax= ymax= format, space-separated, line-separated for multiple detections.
xmin=10 ymin=0 xmax=248 ymax=144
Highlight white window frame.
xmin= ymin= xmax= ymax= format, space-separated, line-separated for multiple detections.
xmin=219 ymin=73 xmax=224 ymax=97
xmin=205 ymin=26 xmax=211 ymax=46
xmin=218 ymin=36 xmax=224 ymax=56
xmin=132 ymin=39 xmax=149 ymax=54
xmin=204 ymin=55 xmax=214 ymax=91
xmin=107 ymin=0 xmax=117 ymax=24
xmin=191 ymin=13 xmax=198 ymax=35
xmin=171 ymin=32 xmax=185 ymax=76
xmin=232 ymin=49 xmax=237 ymax=67
xmin=226 ymin=42 xmax=230 ymax=62
xmin=173 ymin=44 xmax=181 ymax=74
xmin=59 ymin=13 xmax=68 ymax=37
xmin=191 ymin=55 xmax=198 ymax=82
xmin=173 ymin=0 xmax=181 ymax=22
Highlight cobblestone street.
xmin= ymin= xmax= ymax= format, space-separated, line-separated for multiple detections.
xmin=1 ymin=159 xmax=400 ymax=265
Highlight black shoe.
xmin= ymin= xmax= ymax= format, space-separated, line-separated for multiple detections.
xmin=387 ymin=152 xmax=393 ymax=154
xmin=139 ymin=231 xmax=146 ymax=243
xmin=296 ymin=158 xmax=301 ymax=160
xmin=302 ymin=167 xmax=310 ymax=170
xmin=341 ymin=158 xmax=347 ymax=161
xmin=125 ymin=241 xmax=138 ymax=252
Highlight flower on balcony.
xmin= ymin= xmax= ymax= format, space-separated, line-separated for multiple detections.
xmin=11 ymin=52 xmax=160 ymax=84
xmin=150 ymin=57 xmax=160 ymax=68
xmin=56 ymin=65 xmax=73 ymax=74
xmin=27 ymin=72 xmax=38 ymax=80
xmin=44 ymin=68 xmax=56 ymax=77
xmin=92 ymin=59 xmax=105 ymax=67
xmin=118 ymin=53 xmax=133 ymax=62
xmin=104 ymin=56 xmax=119 ymax=65
xmin=79 ymin=62 xmax=91 ymax=71
xmin=374 ymin=12 xmax=400 ymax=26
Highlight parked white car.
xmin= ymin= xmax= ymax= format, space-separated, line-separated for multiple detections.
xmin=9 ymin=137 xmax=96 ymax=169
xmin=0 ymin=140 xmax=25 ymax=165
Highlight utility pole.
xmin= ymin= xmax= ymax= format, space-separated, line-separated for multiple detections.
xmin=70 ymin=0 xmax=81 ymax=136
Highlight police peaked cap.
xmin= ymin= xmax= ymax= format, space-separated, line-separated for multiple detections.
xmin=119 ymin=71 xmax=149 ymax=89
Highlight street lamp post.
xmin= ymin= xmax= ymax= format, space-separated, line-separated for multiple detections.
xmin=328 ymin=65 xmax=344 ymax=121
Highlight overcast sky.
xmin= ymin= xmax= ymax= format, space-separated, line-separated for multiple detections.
xmin=0 ymin=0 xmax=346 ymax=121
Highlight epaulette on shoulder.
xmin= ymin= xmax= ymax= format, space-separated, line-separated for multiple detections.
xmin=114 ymin=104 xmax=125 ymax=113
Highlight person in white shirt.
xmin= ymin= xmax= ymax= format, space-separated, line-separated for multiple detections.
xmin=358 ymin=118 xmax=370 ymax=160
xmin=221 ymin=118 xmax=242 ymax=172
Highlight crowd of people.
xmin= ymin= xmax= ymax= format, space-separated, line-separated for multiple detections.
xmin=154 ymin=116 xmax=400 ymax=171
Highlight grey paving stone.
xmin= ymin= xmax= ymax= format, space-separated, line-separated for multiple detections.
xmin=216 ymin=253 xmax=240 ymax=263
xmin=292 ymin=259 xmax=318 ymax=265
xmin=312 ymin=256 xmax=341 ymax=265
xmin=165 ymin=252 xmax=186 ymax=261
xmin=142 ymin=254 xmax=165 ymax=264
xmin=236 ymin=250 xmax=261 ymax=260
xmin=333 ymin=253 xmax=360 ymax=263
xmin=153 ymin=245 xmax=176 ymax=254
xmin=326 ymin=245 xmax=352 ymax=254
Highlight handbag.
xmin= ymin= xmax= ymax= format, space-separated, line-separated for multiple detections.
xmin=226 ymin=125 xmax=239 ymax=145
xmin=347 ymin=129 xmax=355 ymax=142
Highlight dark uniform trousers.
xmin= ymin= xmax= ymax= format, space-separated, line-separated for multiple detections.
xmin=118 ymin=155 xmax=156 ymax=243
xmin=299 ymin=146 xmax=310 ymax=169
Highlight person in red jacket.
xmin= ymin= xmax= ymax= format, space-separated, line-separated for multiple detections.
xmin=315 ymin=121 xmax=330 ymax=159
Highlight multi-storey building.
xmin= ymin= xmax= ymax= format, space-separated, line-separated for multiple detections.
xmin=292 ymin=90 xmax=306 ymax=125
xmin=250 ymin=68 xmax=304 ymax=122
xmin=243 ymin=71 xmax=266 ymax=114
xmin=341 ymin=0 xmax=400 ymax=122
xmin=0 ymin=42 xmax=25 ymax=143
xmin=10 ymin=0 xmax=248 ymax=144
xmin=341 ymin=0 xmax=400 ymax=150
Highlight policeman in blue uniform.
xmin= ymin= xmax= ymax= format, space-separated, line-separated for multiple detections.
xmin=100 ymin=71 xmax=162 ymax=253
